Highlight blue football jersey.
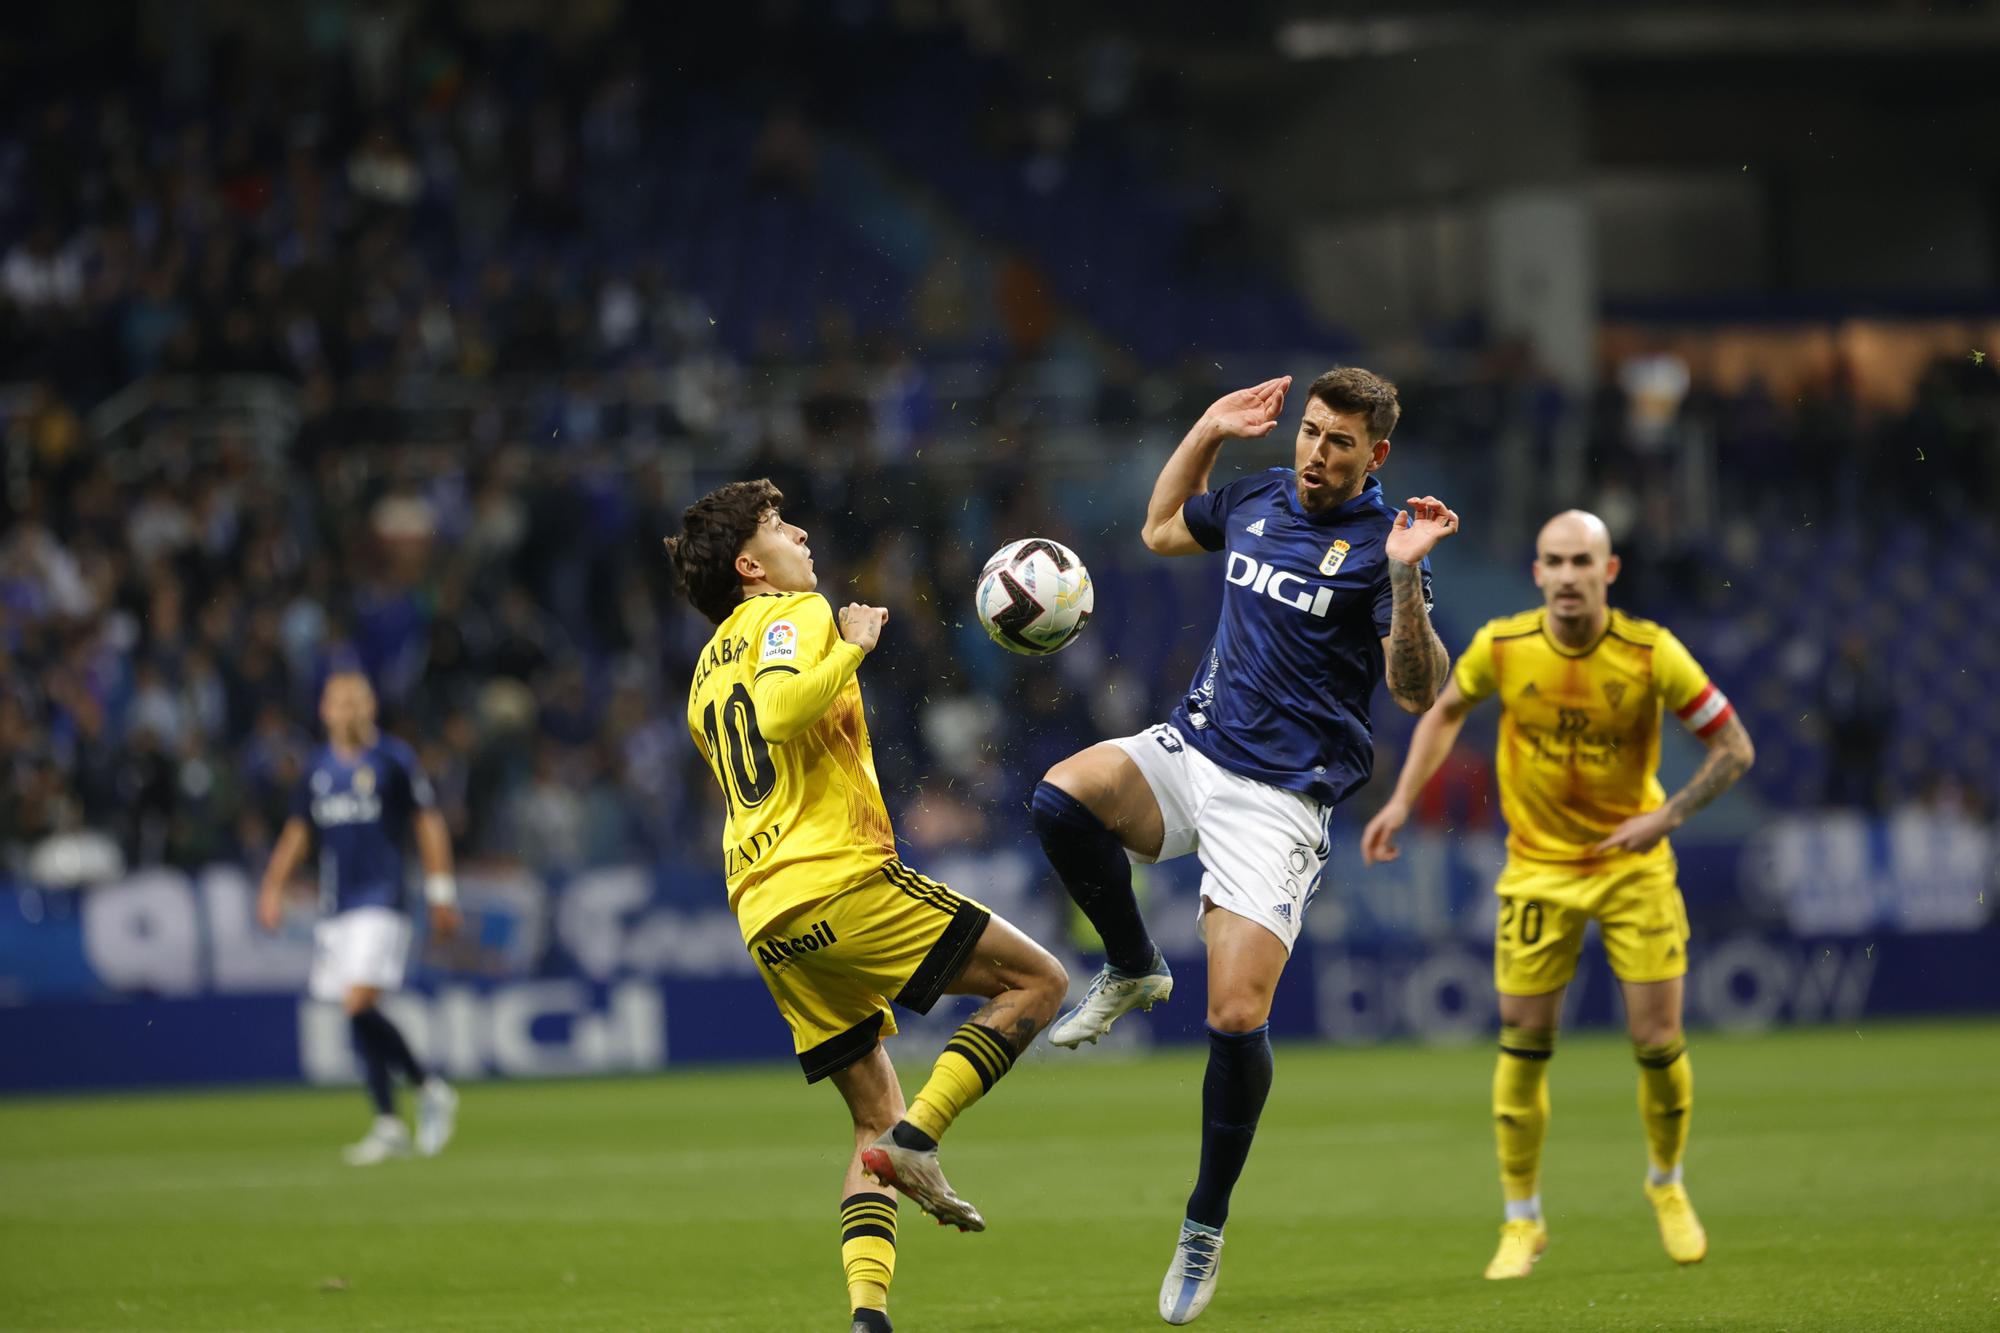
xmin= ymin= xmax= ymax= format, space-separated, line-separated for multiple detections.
xmin=1171 ymin=469 xmax=1433 ymax=807
xmin=292 ymin=735 xmax=436 ymax=914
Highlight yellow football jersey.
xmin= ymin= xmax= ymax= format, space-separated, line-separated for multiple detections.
xmin=686 ymin=591 xmax=896 ymax=940
xmin=1452 ymin=607 xmax=1734 ymax=866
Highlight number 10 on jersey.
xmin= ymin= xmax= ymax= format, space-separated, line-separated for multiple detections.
xmin=702 ymin=683 xmax=776 ymax=808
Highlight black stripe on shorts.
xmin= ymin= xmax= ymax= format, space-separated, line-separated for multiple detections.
xmin=798 ymin=1010 xmax=885 ymax=1083
xmin=883 ymin=860 xmax=963 ymax=916
xmin=894 ymin=896 xmax=990 ymax=1016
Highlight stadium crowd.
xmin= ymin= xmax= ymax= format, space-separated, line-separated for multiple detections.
xmin=4 ymin=3 xmax=1998 ymax=884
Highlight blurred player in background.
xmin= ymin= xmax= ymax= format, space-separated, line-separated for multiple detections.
xmin=257 ymin=670 xmax=462 ymax=1165
xmin=666 ymin=480 xmax=1067 ymax=1333
xmin=1362 ymin=510 xmax=1756 ymax=1278
xmin=1031 ymin=369 xmax=1457 ymax=1324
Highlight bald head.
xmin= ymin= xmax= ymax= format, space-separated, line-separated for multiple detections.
xmin=1536 ymin=509 xmax=1613 ymax=561
xmin=1532 ymin=509 xmax=1620 ymax=638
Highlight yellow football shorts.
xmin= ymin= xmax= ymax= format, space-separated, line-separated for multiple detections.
xmin=748 ymin=859 xmax=991 ymax=1082
xmin=1492 ymin=854 xmax=1689 ymax=996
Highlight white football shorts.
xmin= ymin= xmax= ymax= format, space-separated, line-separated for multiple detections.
xmin=1110 ymin=722 xmax=1332 ymax=952
xmin=309 ymin=906 xmax=414 ymax=1002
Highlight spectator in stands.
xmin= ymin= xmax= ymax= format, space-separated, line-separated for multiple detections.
xmin=1819 ymin=632 xmax=1895 ymax=813
xmin=2 ymin=3 xmax=1996 ymax=895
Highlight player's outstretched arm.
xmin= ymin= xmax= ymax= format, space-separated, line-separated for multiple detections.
xmin=1140 ymin=376 xmax=1290 ymax=556
xmin=414 ymin=809 xmax=462 ymax=940
xmin=1594 ymin=714 xmax=1757 ymax=855
xmin=255 ymin=816 xmax=312 ymax=932
xmin=752 ymin=603 xmax=886 ymax=744
xmin=1360 ymin=678 xmax=1481 ymax=864
xmin=1381 ymin=496 xmax=1459 ymax=713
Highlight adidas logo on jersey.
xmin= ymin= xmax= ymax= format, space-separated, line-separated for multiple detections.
xmin=1246 ymin=518 xmax=1267 ymax=536
xmin=1224 ymin=552 xmax=1338 ymax=618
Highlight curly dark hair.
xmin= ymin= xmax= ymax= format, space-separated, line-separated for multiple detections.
xmin=1306 ymin=365 xmax=1401 ymax=442
xmin=662 ymin=478 xmax=785 ymax=625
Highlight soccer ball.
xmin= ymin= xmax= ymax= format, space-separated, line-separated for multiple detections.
xmin=975 ymin=538 xmax=1094 ymax=656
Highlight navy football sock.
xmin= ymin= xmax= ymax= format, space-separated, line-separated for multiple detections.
xmin=353 ymin=1006 xmax=426 ymax=1084
xmin=350 ymin=1012 xmax=397 ymax=1116
xmin=1030 ymin=780 xmax=1157 ymax=974
xmin=1185 ymin=1024 xmax=1274 ymax=1229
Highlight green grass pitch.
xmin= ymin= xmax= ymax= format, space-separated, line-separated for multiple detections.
xmin=3 ymin=1022 xmax=1997 ymax=1331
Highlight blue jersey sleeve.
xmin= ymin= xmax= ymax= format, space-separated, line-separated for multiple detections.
xmin=290 ymin=774 xmax=313 ymax=823
xmin=1371 ymin=558 xmax=1435 ymax=636
xmin=384 ymin=737 xmax=438 ymax=812
xmin=1180 ymin=475 xmax=1260 ymax=551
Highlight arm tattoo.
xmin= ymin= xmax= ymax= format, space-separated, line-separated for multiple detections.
xmin=1385 ymin=560 xmax=1447 ymax=711
xmin=1661 ymin=718 xmax=1754 ymax=825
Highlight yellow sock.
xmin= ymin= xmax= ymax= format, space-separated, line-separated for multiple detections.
xmin=840 ymin=1191 xmax=897 ymax=1312
xmin=1635 ymin=1038 xmax=1693 ymax=1175
xmin=1494 ymin=1025 xmax=1555 ymax=1204
xmin=904 ymin=1022 xmax=1017 ymax=1144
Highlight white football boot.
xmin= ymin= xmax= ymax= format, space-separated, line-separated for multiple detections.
xmin=416 ymin=1077 xmax=459 ymax=1157
xmin=342 ymin=1115 xmax=413 ymax=1166
xmin=860 ymin=1132 xmax=985 ymax=1232
xmin=1050 ymin=956 xmax=1173 ymax=1048
xmin=1158 ymin=1221 xmax=1224 ymax=1324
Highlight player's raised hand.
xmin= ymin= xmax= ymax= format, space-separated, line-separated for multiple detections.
xmin=1386 ymin=495 xmax=1461 ymax=566
xmin=838 ymin=603 xmax=889 ymax=654
xmin=1203 ymin=376 xmax=1291 ymax=440
xmin=1359 ymin=798 xmax=1411 ymax=865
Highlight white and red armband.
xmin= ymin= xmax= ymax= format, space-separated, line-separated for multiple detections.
xmin=1676 ymin=683 xmax=1735 ymax=739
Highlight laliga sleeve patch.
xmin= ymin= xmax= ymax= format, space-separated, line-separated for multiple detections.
xmin=761 ymin=620 xmax=799 ymax=663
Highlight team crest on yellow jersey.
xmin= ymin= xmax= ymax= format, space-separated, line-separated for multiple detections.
xmin=1603 ymin=681 xmax=1627 ymax=708
xmin=1319 ymin=539 xmax=1351 ymax=576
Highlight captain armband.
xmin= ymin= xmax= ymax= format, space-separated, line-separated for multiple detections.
xmin=1675 ymin=683 xmax=1735 ymax=739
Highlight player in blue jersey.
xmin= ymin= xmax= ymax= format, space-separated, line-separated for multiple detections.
xmin=257 ymin=670 xmax=464 ymax=1165
xmin=1031 ymin=368 xmax=1458 ymax=1323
